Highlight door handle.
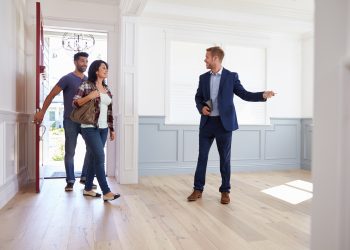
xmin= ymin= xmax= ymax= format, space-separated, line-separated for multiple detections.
xmin=39 ymin=125 xmax=46 ymax=141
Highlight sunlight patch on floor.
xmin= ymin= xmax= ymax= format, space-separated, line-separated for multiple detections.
xmin=261 ymin=180 xmax=313 ymax=205
xmin=286 ymin=180 xmax=313 ymax=192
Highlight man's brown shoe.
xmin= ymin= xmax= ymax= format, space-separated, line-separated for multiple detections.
xmin=187 ymin=190 xmax=202 ymax=201
xmin=221 ymin=192 xmax=230 ymax=204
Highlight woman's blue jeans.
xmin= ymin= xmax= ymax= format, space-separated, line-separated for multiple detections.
xmin=81 ymin=127 xmax=110 ymax=194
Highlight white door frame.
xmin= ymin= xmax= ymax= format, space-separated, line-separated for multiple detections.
xmin=43 ymin=16 xmax=140 ymax=184
xmin=311 ymin=0 xmax=350 ymax=249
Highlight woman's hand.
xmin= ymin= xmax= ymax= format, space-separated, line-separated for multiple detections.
xmin=110 ymin=131 xmax=116 ymax=141
xmin=88 ymin=90 xmax=100 ymax=100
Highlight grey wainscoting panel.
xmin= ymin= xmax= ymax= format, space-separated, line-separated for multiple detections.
xmin=231 ymin=130 xmax=261 ymax=160
xmin=183 ymin=130 xmax=200 ymax=162
xmin=139 ymin=117 xmax=311 ymax=176
xmin=301 ymin=118 xmax=313 ymax=170
xmin=265 ymin=121 xmax=299 ymax=160
xmin=139 ymin=123 xmax=178 ymax=163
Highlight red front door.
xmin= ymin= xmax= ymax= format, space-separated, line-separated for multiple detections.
xmin=35 ymin=2 xmax=45 ymax=193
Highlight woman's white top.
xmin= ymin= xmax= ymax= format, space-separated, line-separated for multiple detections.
xmin=81 ymin=93 xmax=112 ymax=129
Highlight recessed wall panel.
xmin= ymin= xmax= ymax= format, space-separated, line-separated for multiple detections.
xmin=124 ymin=73 xmax=134 ymax=116
xmin=231 ymin=130 xmax=261 ymax=160
xmin=5 ymin=123 xmax=16 ymax=179
xmin=139 ymin=124 xmax=177 ymax=163
xmin=124 ymin=124 xmax=135 ymax=171
xmin=124 ymin=21 xmax=135 ymax=66
xmin=265 ymin=125 xmax=297 ymax=159
xmin=18 ymin=123 xmax=27 ymax=171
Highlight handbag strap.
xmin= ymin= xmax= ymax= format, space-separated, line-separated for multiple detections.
xmin=85 ymin=80 xmax=96 ymax=90
xmin=85 ymin=81 xmax=97 ymax=102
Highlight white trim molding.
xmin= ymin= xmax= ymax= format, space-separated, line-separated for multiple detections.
xmin=116 ymin=16 xmax=139 ymax=184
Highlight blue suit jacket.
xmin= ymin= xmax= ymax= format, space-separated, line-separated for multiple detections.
xmin=195 ymin=68 xmax=266 ymax=131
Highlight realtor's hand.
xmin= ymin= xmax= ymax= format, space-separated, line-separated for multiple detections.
xmin=110 ymin=131 xmax=115 ymax=141
xmin=263 ymin=91 xmax=276 ymax=99
xmin=202 ymin=106 xmax=211 ymax=116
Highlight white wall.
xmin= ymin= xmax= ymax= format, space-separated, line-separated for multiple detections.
xmin=137 ymin=19 xmax=308 ymax=121
xmin=137 ymin=25 xmax=166 ymax=116
xmin=0 ymin=0 xmax=27 ymax=112
xmin=301 ymin=33 xmax=314 ymax=118
xmin=0 ymin=0 xmax=31 ymax=209
xmin=266 ymin=35 xmax=302 ymax=119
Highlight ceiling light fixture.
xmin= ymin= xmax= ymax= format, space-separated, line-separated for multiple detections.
xmin=62 ymin=32 xmax=95 ymax=52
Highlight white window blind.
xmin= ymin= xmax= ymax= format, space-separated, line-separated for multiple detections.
xmin=167 ymin=41 xmax=267 ymax=125
xmin=224 ymin=45 xmax=267 ymax=125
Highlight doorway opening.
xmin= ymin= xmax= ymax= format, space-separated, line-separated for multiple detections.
xmin=41 ymin=28 xmax=108 ymax=179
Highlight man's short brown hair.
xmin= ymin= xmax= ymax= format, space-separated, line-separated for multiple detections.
xmin=206 ymin=46 xmax=225 ymax=62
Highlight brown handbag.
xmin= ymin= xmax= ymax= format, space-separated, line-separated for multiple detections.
xmin=70 ymin=100 xmax=96 ymax=124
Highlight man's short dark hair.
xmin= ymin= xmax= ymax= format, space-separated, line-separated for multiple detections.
xmin=74 ymin=52 xmax=89 ymax=61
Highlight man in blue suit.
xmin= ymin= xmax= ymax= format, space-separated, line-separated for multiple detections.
xmin=187 ymin=46 xmax=275 ymax=204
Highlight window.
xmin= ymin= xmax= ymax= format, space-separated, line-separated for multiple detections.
xmin=49 ymin=111 xmax=55 ymax=121
xmin=224 ymin=45 xmax=266 ymax=124
xmin=167 ymin=41 xmax=210 ymax=124
xmin=167 ymin=41 xmax=267 ymax=125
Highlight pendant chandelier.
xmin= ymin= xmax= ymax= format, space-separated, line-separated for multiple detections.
xmin=62 ymin=32 xmax=95 ymax=52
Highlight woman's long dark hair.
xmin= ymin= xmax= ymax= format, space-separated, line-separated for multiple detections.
xmin=87 ymin=60 xmax=109 ymax=86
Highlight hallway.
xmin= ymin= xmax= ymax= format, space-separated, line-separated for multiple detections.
xmin=0 ymin=170 xmax=310 ymax=250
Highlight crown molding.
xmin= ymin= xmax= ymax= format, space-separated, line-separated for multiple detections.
xmin=119 ymin=0 xmax=148 ymax=16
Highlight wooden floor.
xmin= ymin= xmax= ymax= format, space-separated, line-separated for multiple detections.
xmin=0 ymin=170 xmax=311 ymax=250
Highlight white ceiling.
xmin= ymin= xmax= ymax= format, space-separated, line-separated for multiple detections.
xmin=68 ymin=0 xmax=120 ymax=5
xmin=142 ymin=0 xmax=314 ymax=34
xmin=65 ymin=0 xmax=314 ymax=33
xmin=145 ymin=0 xmax=314 ymax=18
xmin=67 ymin=0 xmax=146 ymax=15
xmin=155 ymin=0 xmax=314 ymax=11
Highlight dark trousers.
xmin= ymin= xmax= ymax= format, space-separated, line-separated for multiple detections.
xmin=194 ymin=116 xmax=232 ymax=193
xmin=63 ymin=119 xmax=88 ymax=184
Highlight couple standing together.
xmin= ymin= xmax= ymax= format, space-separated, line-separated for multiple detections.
xmin=34 ymin=46 xmax=275 ymax=204
xmin=34 ymin=52 xmax=119 ymax=201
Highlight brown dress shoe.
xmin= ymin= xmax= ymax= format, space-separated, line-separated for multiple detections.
xmin=221 ymin=192 xmax=230 ymax=204
xmin=187 ymin=190 xmax=202 ymax=201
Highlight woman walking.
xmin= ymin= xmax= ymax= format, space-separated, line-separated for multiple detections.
xmin=73 ymin=60 xmax=120 ymax=201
